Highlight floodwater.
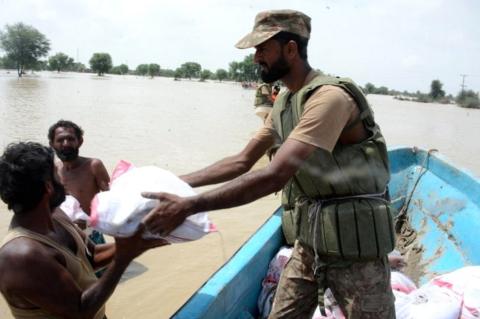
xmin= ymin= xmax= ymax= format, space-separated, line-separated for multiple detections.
xmin=0 ymin=71 xmax=479 ymax=318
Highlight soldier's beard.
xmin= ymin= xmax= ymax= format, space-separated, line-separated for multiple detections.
xmin=55 ymin=147 xmax=79 ymax=162
xmin=260 ymin=54 xmax=290 ymax=83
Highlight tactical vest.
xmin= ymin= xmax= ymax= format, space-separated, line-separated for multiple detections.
xmin=254 ymin=83 xmax=273 ymax=107
xmin=271 ymin=75 xmax=395 ymax=260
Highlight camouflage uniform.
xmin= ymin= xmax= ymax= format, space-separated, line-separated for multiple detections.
xmin=235 ymin=10 xmax=311 ymax=49
xmin=269 ymin=241 xmax=395 ymax=318
xmin=236 ymin=9 xmax=396 ymax=319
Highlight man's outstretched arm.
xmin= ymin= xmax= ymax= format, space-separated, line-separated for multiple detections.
xmin=142 ymin=138 xmax=316 ymax=235
xmin=180 ymin=137 xmax=272 ymax=187
xmin=0 ymin=229 xmax=167 ymax=319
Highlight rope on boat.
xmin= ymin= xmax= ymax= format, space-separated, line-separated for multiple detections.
xmin=394 ymin=148 xmax=438 ymax=240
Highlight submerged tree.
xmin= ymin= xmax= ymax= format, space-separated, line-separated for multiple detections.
xmin=0 ymin=55 xmax=16 ymax=69
xmin=216 ymin=68 xmax=228 ymax=82
xmin=48 ymin=52 xmax=74 ymax=72
xmin=111 ymin=64 xmax=129 ymax=75
xmin=228 ymin=54 xmax=258 ymax=82
xmin=200 ymin=69 xmax=212 ymax=81
xmin=0 ymin=22 xmax=50 ymax=77
xmin=136 ymin=64 xmax=149 ymax=76
xmin=148 ymin=63 xmax=160 ymax=77
xmin=180 ymin=62 xmax=201 ymax=79
xmin=89 ymin=53 xmax=112 ymax=76
xmin=429 ymin=80 xmax=445 ymax=100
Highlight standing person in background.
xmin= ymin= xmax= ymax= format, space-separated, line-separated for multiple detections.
xmin=142 ymin=9 xmax=396 ymax=318
xmin=0 ymin=142 xmax=168 ymax=319
xmin=254 ymin=82 xmax=274 ymax=122
xmin=48 ymin=120 xmax=110 ymax=271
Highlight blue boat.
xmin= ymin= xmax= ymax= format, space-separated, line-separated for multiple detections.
xmin=172 ymin=147 xmax=480 ymax=319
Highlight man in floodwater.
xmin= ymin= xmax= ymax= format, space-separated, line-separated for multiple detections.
xmin=48 ymin=120 xmax=109 ymax=248
xmin=0 ymin=142 xmax=167 ymax=319
xmin=142 ymin=10 xmax=396 ymax=318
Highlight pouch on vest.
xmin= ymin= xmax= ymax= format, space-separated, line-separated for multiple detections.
xmin=298 ymin=198 xmax=396 ymax=260
xmin=281 ymin=208 xmax=299 ymax=246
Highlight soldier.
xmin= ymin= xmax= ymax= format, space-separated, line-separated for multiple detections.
xmin=254 ymin=82 xmax=274 ymax=122
xmin=142 ymin=10 xmax=396 ymax=318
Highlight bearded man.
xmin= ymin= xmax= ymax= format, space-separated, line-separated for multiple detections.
xmin=0 ymin=142 xmax=167 ymax=319
xmin=48 ymin=120 xmax=110 ymax=248
xmin=142 ymin=10 xmax=396 ymax=318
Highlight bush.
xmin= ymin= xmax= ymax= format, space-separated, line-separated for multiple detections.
xmin=456 ymin=90 xmax=480 ymax=109
xmin=461 ymin=96 xmax=480 ymax=109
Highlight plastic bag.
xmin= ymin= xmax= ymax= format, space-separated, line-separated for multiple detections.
xmin=59 ymin=195 xmax=89 ymax=222
xmin=90 ymin=160 xmax=216 ymax=242
xmin=396 ymin=266 xmax=480 ymax=319
xmin=257 ymin=246 xmax=293 ymax=318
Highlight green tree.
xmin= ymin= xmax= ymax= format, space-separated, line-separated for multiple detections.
xmin=174 ymin=67 xmax=184 ymax=80
xmin=0 ymin=22 xmax=50 ymax=77
xmin=228 ymin=54 xmax=258 ymax=82
xmin=111 ymin=64 xmax=129 ymax=75
xmin=364 ymin=83 xmax=376 ymax=94
xmin=429 ymin=79 xmax=445 ymax=100
xmin=376 ymin=86 xmax=390 ymax=95
xmin=89 ymin=52 xmax=112 ymax=76
xmin=148 ymin=63 xmax=160 ymax=77
xmin=240 ymin=54 xmax=258 ymax=82
xmin=32 ymin=60 xmax=48 ymax=71
xmin=71 ymin=62 xmax=86 ymax=72
xmin=159 ymin=68 xmax=175 ymax=77
xmin=200 ymin=69 xmax=212 ymax=81
xmin=229 ymin=62 xmax=239 ymax=81
xmin=216 ymin=68 xmax=228 ymax=82
xmin=136 ymin=64 xmax=149 ymax=76
xmin=0 ymin=55 xmax=16 ymax=69
xmin=180 ymin=62 xmax=201 ymax=79
xmin=48 ymin=52 xmax=74 ymax=72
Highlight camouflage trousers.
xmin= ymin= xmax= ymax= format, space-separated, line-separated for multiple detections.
xmin=269 ymin=240 xmax=395 ymax=319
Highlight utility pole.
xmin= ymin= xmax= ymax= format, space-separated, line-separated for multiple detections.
xmin=460 ymin=74 xmax=468 ymax=94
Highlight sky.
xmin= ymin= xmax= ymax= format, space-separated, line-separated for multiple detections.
xmin=0 ymin=0 xmax=479 ymax=95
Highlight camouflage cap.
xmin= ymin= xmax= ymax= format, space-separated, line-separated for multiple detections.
xmin=235 ymin=9 xmax=311 ymax=49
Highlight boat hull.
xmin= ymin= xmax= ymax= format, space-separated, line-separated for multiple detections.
xmin=173 ymin=147 xmax=480 ymax=318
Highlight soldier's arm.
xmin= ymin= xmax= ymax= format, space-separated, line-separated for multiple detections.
xmin=142 ymin=138 xmax=316 ymax=235
xmin=180 ymin=137 xmax=272 ymax=187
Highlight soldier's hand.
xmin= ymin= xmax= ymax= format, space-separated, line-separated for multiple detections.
xmin=140 ymin=192 xmax=191 ymax=236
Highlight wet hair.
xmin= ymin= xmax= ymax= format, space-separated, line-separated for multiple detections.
xmin=0 ymin=142 xmax=55 ymax=214
xmin=272 ymin=31 xmax=309 ymax=60
xmin=48 ymin=120 xmax=84 ymax=142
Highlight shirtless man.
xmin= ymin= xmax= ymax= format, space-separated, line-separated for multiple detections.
xmin=48 ymin=120 xmax=110 ymax=215
xmin=48 ymin=120 xmax=109 ymax=250
xmin=0 ymin=142 xmax=167 ymax=319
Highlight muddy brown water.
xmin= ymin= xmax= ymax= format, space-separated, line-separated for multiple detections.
xmin=0 ymin=71 xmax=479 ymax=318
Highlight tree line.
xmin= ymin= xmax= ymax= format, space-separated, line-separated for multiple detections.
xmin=0 ymin=22 xmax=258 ymax=82
xmin=1 ymin=22 xmax=478 ymax=109
xmin=363 ymin=80 xmax=479 ymax=109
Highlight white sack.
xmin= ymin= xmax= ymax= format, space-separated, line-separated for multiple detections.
xmin=90 ymin=163 xmax=215 ymax=243
xmin=59 ymin=195 xmax=89 ymax=222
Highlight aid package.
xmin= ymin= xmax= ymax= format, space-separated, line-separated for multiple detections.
xmin=89 ymin=160 xmax=216 ymax=243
